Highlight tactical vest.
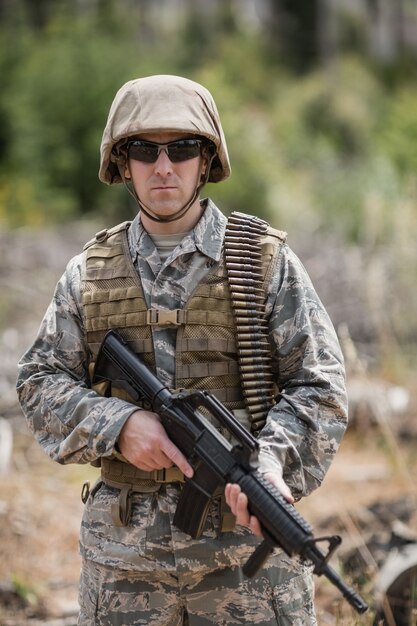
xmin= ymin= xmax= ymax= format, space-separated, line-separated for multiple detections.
xmin=81 ymin=219 xmax=285 ymax=417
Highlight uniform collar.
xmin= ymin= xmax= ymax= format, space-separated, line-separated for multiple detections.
xmin=128 ymin=198 xmax=226 ymax=262
xmin=193 ymin=198 xmax=226 ymax=261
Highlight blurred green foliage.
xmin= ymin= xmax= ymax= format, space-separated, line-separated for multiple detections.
xmin=0 ymin=0 xmax=417 ymax=374
xmin=0 ymin=0 xmax=416 ymax=247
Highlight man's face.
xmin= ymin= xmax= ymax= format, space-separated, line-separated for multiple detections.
xmin=124 ymin=132 xmax=207 ymax=222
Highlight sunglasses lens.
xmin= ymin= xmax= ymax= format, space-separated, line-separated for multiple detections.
xmin=167 ymin=140 xmax=201 ymax=162
xmin=128 ymin=141 xmax=159 ymax=163
xmin=128 ymin=139 xmax=202 ymax=163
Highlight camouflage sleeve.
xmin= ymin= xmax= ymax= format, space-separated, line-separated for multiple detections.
xmin=16 ymin=255 xmax=138 ymax=465
xmin=257 ymin=244 xmax=348 ymax=500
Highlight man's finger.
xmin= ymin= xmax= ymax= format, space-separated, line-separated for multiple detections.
xmin=265 ymin=472 xmax=294 ymax=503
xmin=162 ymin=440 xmax=194 ymax=478
xmin=248 ymin=515 xmax=262 ymax=536
xmin=235 ymin=491 xmax=250 ymax=526
xmin=225 ymin=483 xmax=240 ymax=512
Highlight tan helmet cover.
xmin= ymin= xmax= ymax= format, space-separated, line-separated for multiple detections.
xmin=99 ymin=74 xmax=231 ymax=185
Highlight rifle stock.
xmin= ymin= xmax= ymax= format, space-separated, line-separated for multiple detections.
xmin=93 ymin=329 xmax=368 ymax=615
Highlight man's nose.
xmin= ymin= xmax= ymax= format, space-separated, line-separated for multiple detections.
xmin=154 ymin=149 xmax=174 ymax=176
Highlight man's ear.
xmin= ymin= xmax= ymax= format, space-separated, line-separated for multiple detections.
xmin=124 ymin=162 xmax=131 ymax=179
xmin=200 ymin=154 xmax=209 ymax=177
xmin=200 ymin=143 xmax=214 ymax=180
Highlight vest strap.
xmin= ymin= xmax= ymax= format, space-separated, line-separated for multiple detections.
xmin=147 ymin=308 xmax=186 ymax=326
xmin=146 ymin=308 xmax=234 ymax=327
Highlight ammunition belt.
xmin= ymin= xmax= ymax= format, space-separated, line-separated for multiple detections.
xmin=225 ymin=212 xmax=275 ymax=433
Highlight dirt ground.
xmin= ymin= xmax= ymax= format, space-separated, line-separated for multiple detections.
xmin=2 ymin=409 xmax=417 ymax=626
xmin=1 ymin=223 xmax=416 ymax=626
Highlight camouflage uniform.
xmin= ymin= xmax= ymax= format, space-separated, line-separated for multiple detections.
xmin=17 ymin=201 xmax=347 ymax=625
xmin=17 ymin=74 xmax=347 ymax=625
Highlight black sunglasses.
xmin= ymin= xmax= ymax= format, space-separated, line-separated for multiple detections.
xmin=127 ymin=138 xmax=203 ymax=164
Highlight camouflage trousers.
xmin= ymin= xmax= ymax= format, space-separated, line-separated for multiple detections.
xmin=78 ymin=483 xmax=317 ymax=625
xmin=78 ymin=556 xmax=316 ymax=626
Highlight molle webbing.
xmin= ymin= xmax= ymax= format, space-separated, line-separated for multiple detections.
xmin=174 ymin=265 xmax=245 ymax=410
xmin=81 ymin=222 xmax=245 ymax=412
xmin=81 ymin=222 xmax=156 ymax=376
xmin=225 ymin=212 xmax=276 ymax=433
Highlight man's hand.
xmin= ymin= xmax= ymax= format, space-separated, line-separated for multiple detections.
xmin=117 ymin=410 xmax=194 ymax=478
xmin=225 ymin=472 xmax=294 ymax=537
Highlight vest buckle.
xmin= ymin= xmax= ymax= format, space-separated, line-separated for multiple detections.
xmin=147 ymin=308 xmax=186 ymax=326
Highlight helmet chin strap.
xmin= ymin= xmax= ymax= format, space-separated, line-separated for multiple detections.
xmin=118 ymin=153 xmax=214 ymax=223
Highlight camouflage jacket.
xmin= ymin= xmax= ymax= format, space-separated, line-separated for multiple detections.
xmin=16 ymin=200 xmax=347 ymax=500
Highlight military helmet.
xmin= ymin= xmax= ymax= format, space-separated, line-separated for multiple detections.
xmin=99 ymin=74 xmax=231 ymax=185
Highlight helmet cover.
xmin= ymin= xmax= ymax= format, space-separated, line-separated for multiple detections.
xmin=99 ymin=74 xmax=231 ymax=185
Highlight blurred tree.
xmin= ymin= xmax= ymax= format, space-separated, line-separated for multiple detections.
xmin=180 ymin=2 xmax=213 ymax=70
xmin=0 ymin=0 xmax=76 ymax=30
xmin=264 ymin=0 xmax=320 ymax=72
xmin=365 ymin=0 xmax=406 ymax=62
xmin=179 ymin=0 xmax=239 ymax=72
xmin=379 ymin=87 xmax=417 ymax=176
xmin=22 ymin=0 xmax=60 ymax=30
xmin=0 ymin=0 xmax=416 ymax=233
xmin=0 ymin=12 xmax=150 ymax=223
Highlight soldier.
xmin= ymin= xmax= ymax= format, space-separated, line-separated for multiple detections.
xmin=16 ymin=75 xmax=348 ymax=625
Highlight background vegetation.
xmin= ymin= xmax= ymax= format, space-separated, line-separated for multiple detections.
xmin=1 ymin=0 xmax=417 ymax=373
xmin=1 ymin=3 xmax=417 ymax=623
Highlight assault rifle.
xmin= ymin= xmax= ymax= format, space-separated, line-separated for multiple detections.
xmin=93 ymin=329 xmax=368 ymax=615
